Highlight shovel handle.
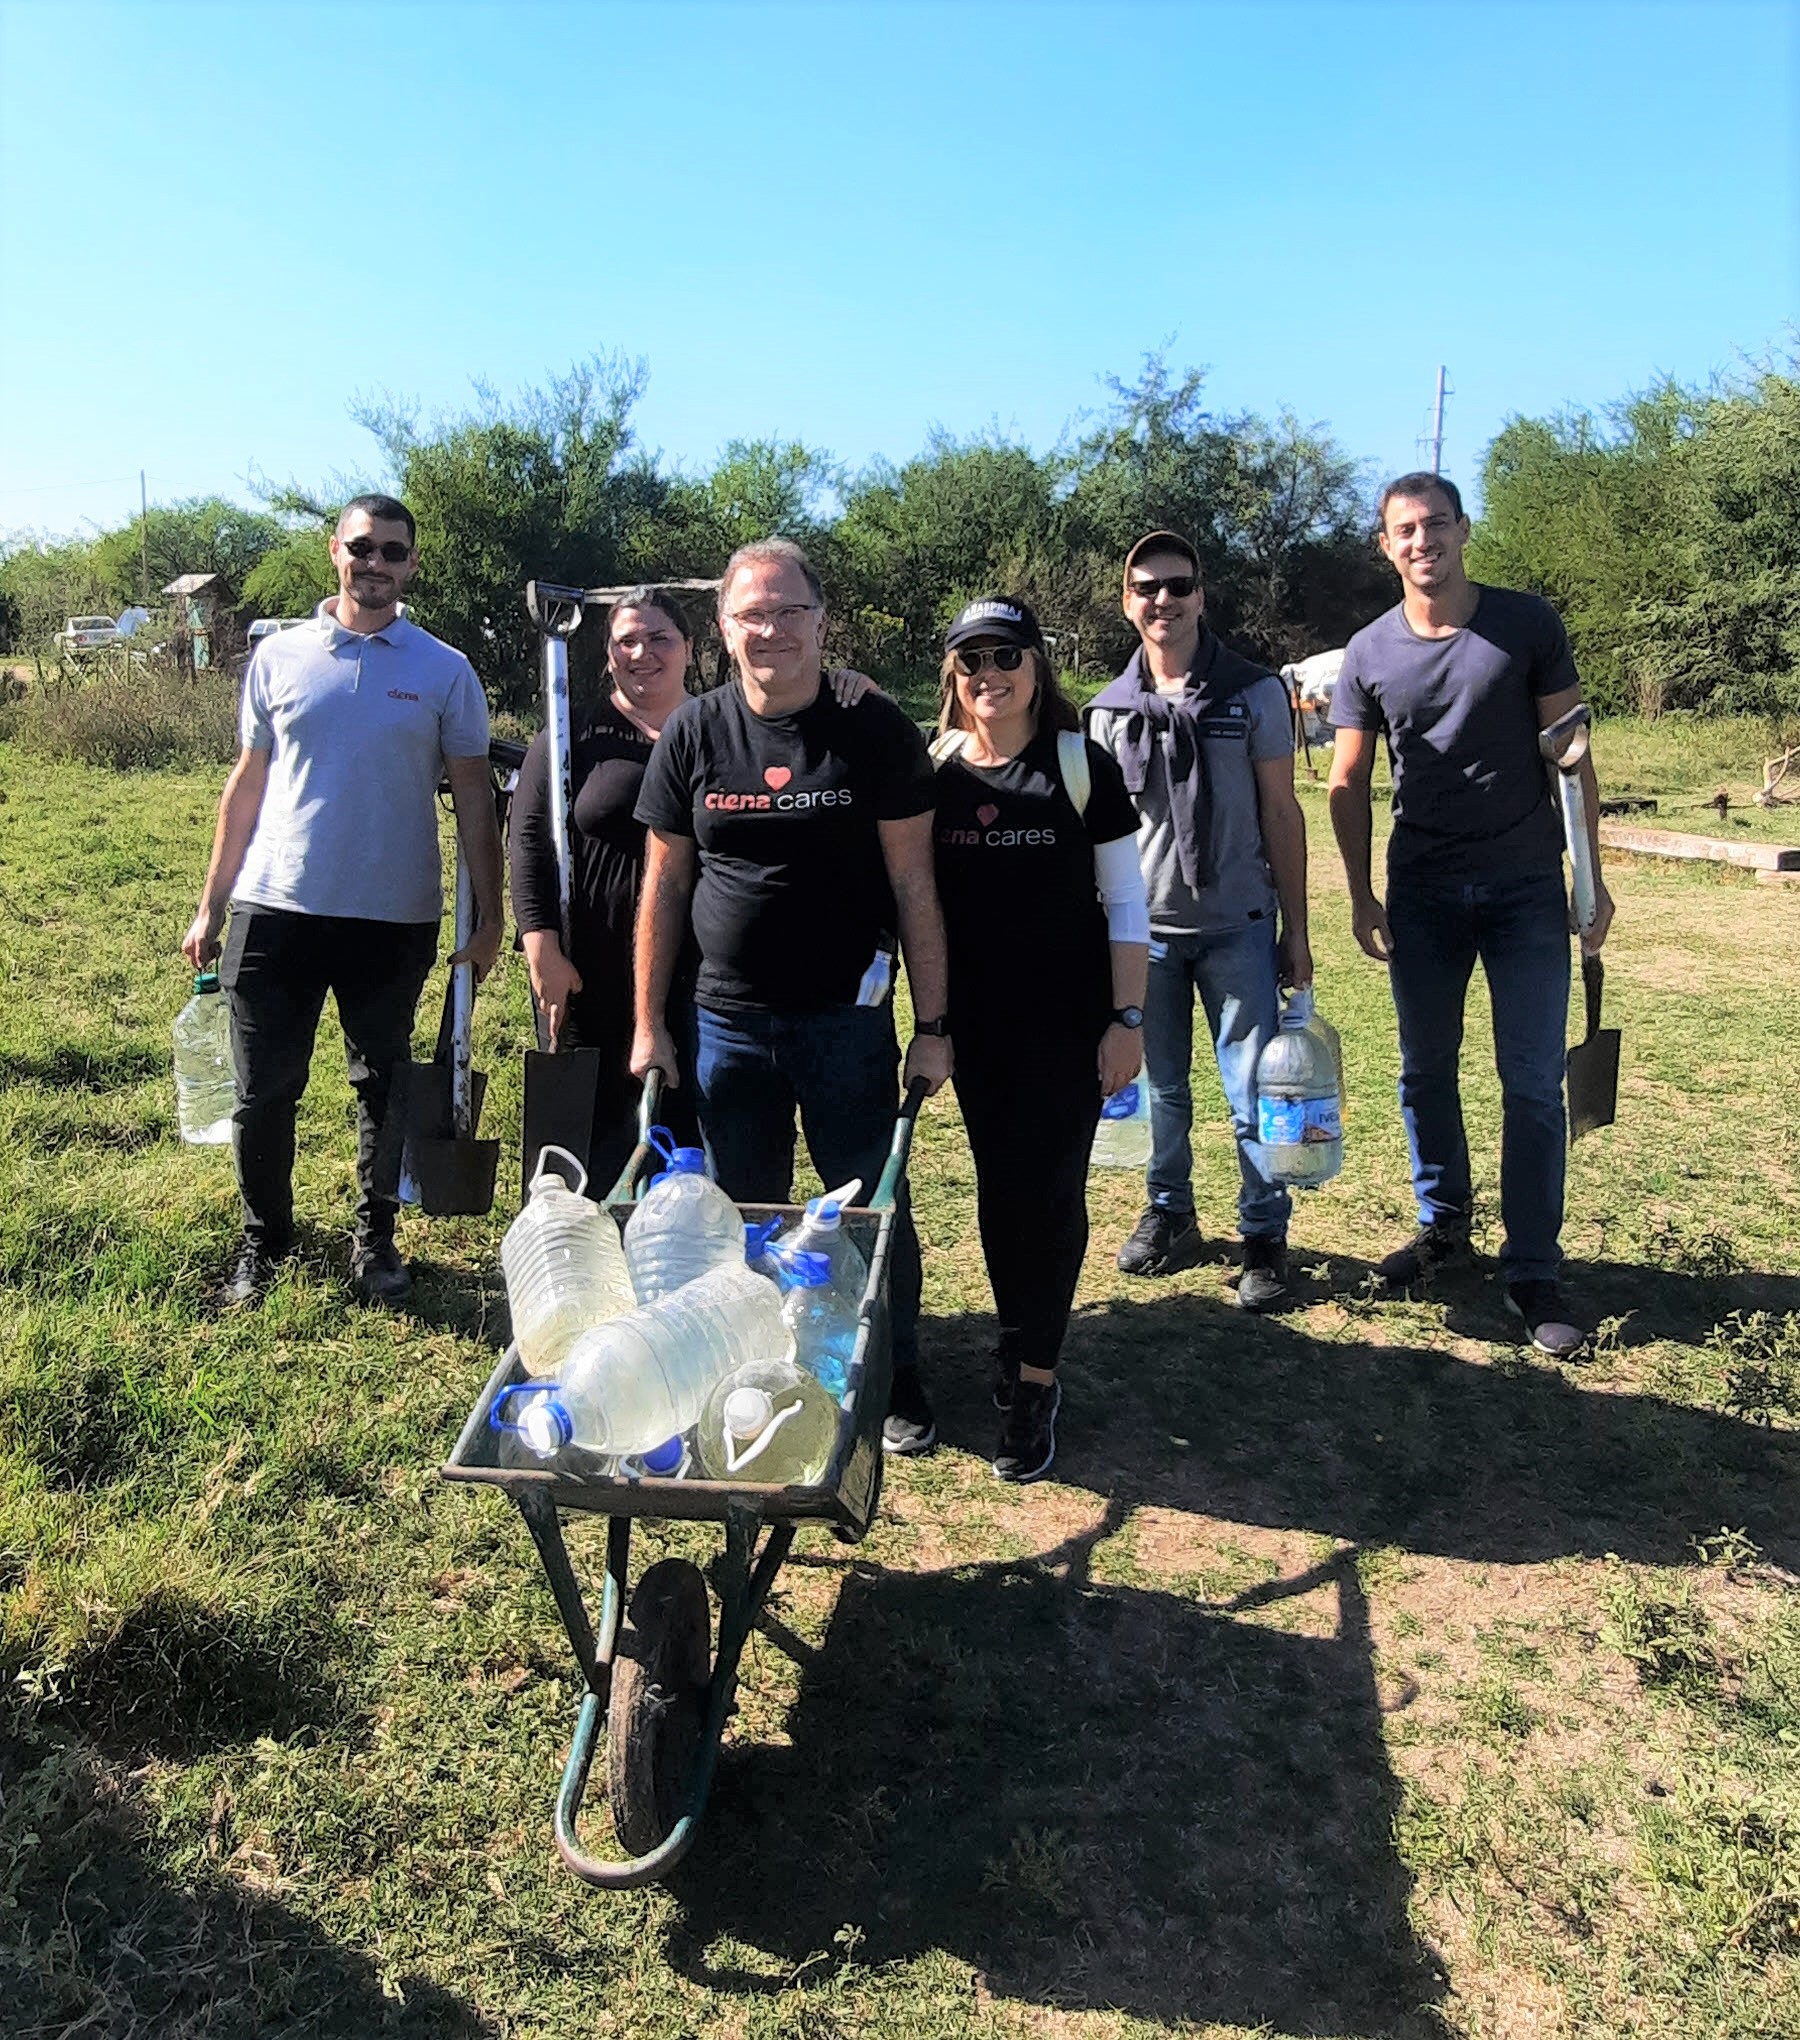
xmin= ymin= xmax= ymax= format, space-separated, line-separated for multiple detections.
xmin=1582 ymin=951 xmax=1604 ymax=1040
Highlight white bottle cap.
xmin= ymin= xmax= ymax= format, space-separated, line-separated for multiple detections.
xmin=724 ymin=1386 xmax=774 ymax=1440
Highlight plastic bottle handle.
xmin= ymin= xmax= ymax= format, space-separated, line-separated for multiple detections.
xmin=488 ymin=1381 xmax=568 ymax=1442
xmin=530 ymin=1144 xmax=589 ymax=1199
xmin=722 ymin=1395 xmax=807 ymax=1476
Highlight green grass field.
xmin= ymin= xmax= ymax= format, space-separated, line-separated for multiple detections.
xmin=2 ymin=727 xmax=1798 ymax=2040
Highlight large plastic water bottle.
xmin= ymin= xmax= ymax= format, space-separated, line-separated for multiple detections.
xmin=694 ymin=1355 xmax=844 ymax=1486
xmin=1091 ymin=1078 xmax=1152 ymax=1170
xmin=492 ymin=1262 xmax=786 ymax=1459
xmin=1256 ymin=988 xmax=1344 ymax=1188
xmin=501 ymin=1145 xmax=636 ymax=1377
xmin=623 ymin=1130 xmax=746 ymax=1303
xmin=173 ymin=970 xmax=235 ymax=1145
xmin=790 ymin=1180 xmax=869 ymax=1302
xmin=773 ymin=1248 xmax=860 ymax=1400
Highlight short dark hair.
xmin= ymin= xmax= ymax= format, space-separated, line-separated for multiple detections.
xmin=1377 ymin=472 xmax=1464 ymax=529
xmin=719 ymin=536 xmax=824 ymax=611
xmin=337 ymin=493 xmax=417 ymax=545
xmin=606 ymin=585 xmax=694 ymax=643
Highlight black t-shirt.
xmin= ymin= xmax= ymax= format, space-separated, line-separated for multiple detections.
xmin=933 ymin=729 xmax=1139 ymax=1045
xmin=510 ymin=696 xmax=656 ymax=969
xmin=635 ymin=681 xmax=936 ymax=1014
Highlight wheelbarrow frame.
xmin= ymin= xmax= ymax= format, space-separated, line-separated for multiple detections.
xmin=440 ymin=1075 xmax=923 ymax=1887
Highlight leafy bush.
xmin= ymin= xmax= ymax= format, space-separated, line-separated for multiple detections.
xmin=1 ymin=662 xmax=237 ymax=770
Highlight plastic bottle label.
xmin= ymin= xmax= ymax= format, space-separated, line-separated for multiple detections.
xmin=1101 ymin=1082 xmax=1140 ymax=1122
xmin=1259 ymin=1094 xmax=1342 ymax=1145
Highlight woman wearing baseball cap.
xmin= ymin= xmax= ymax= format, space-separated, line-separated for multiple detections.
xmin=931 ymin=595 xmax=1150 ymax=1481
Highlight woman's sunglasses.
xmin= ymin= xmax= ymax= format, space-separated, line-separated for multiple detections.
xmin=952 ymin=644 xmax=1027 ymax=678
xmin=342 ymin=537 xmax=413 ymax=563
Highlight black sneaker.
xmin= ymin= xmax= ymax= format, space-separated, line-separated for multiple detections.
xmin=882 ymin=1368 xmax=938 ymax=1456
xmin=1234 ymin=1235 xmax=1289 ymax=1313
xmin=1506 ymin=1281 xmax=1588 ymax=1360
xmin=1115 ymin=1205 xmax=1203 ymax=1277
xmin=219 ymin=1241 xmax=279 ymax=1309
xmin=1376 ymin=1220 xmax=1471 ymax=1289
xmin=992 ymin=1334 xmax=1023 ymax=1413
xmin=993 ymin=1377 xmax=1060 ymax=1484
xmin=351 ymin=1237 xmax=413 ymax=1306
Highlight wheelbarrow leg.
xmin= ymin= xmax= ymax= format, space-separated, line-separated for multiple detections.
xmin=514 ymin=1487 xmax=629 ymax=1699
xmin=546 ymin=1505 xmax=795 ymax=1890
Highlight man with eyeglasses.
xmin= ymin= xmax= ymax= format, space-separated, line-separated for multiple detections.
xmin=633 ymin=536 xmax=952 ymax=1454
xmin=182 ymin=494 xmax=502 ymax=1309
xmin=1086 ymin=530 xmax=1311 ymax=1308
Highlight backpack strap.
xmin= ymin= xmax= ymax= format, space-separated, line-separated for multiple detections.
xmin=1056 ymin=729 xmax=1091 ymax=818
xmin=928 ymin=728 xmax=970 ymax=765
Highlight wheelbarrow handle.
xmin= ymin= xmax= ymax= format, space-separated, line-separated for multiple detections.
xmin=601 ymin=1066 xmax=668 ymax=1207
xmin=870 ymin=1077 xmax=929 ymax=1213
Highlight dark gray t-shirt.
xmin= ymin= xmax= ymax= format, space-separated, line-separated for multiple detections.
xmin=1332 ymin=586 xmax=1576 ymax=880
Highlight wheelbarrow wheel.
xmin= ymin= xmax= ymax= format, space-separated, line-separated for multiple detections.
xmin=607 ymin=1557 xmax=712 ymax=1858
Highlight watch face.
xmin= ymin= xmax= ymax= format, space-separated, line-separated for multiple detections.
xmin=1117 ymin=1007 xmax=1144 ymax=1029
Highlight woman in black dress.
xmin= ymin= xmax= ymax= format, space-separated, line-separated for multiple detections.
xmin=931 ymin=596 xmax=1150 ymax=1482
xmin=509 ymin=587 xmax=704 ymax=1192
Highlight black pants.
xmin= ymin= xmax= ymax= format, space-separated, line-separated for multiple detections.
xmin=546 ymin=987 xmax=701 ymax=1200
xmin=953 ymin=1030 xmax=1101 ymax=1375
xmin=221 ymin=906 xmax=437 ymax=1254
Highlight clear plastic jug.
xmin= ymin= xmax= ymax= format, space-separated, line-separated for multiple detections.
xmin=491 ymin=1261 xmax=786 ymax=1459
xmin=501 ymin=1145 xmax=636 ymax=1377
xmin=694 ymin=1355 xmax=844 ymax=1486
xmin=173 ymin=970 xmax=235 ymax=1145
xmin=1255 ymin=988 xmax=1344 ymax=1188
xmin=790 ymin=1180 xmax=869 ymax=1302
xmin=773 ymin=1247 xmax=860 ymax=1401
xmin=1092 ymin=1078 xmax=1152 ymax=1170
xmin=623 ymin=1129 xmax=746 ymax=1303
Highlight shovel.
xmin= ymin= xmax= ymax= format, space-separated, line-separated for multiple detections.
xmin=1567 ymin=952 xmax=1620 ymax=1141
xmin=520 ymin=582 xmax=603 ymax=1203
xmin=390 ymin=851 xmax=502 ymax=1215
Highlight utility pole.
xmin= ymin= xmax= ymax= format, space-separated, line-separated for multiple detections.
xmin=1429 ymin=366 xmax=1449 ymax=476
xmin=139 ymin=470 xmax=150 ymax=605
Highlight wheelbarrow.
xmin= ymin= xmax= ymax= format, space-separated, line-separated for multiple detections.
xmin=441 ymin=1072 xmax=924 ymax=1888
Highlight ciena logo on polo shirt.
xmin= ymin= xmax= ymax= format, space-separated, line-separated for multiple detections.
xmin=703 ymin=766 xmax=853 ymax=813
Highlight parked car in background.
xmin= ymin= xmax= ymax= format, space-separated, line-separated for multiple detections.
xmin=246 ymin=617 xmax=309 ymax=651
xmin=56 ymin=615 xmax=124 ymax=657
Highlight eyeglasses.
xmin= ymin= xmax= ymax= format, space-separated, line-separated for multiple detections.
xmin=1128 ymin=573 xmax=1198 ymax=600
xmin=342 ymin=537 xmax=413 ymax=563
xmin=725 ymin=603 xmax=819 ymax=635
xmin=952 ymin=644 xmax=1027 ymax=678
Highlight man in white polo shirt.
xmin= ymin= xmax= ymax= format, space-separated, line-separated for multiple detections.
xmin=182 ymin=495 xmax=502 ymax=1306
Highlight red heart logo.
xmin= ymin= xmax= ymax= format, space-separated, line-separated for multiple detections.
xmin=763 ymin=766 xmax=792 ymax=791
xmin=976 ymin=804 xmax=999 ymax=827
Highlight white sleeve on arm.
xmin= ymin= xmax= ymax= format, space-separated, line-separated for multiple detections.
xmin=1094 ymin=833 xmax=1150 ymax=944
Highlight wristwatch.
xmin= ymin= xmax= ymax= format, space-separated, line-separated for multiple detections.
xmin=913 ymin=1016 xmax=951 ymax=1038
xmin=1111 ymin=1006 xmax=1144 ymax=1030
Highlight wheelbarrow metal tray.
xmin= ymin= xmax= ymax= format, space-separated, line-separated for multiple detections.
xmin=441 ymin=1202 xmax=894 ymax=1542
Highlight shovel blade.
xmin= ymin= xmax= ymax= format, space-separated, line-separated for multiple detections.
xmin=522 ymin=1047 xmax=605 ymax=1204
xmin=409 ymin=1133 xmax=501 ymax=1216
xmin=1566 ymin=1030 xmax=1621 ymax=1141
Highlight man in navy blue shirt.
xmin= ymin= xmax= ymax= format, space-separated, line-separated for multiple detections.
xmin=1328 ymin=473 xmax=1614 ymax=1357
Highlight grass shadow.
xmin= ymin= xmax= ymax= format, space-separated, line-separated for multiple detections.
xmin=0 ymin=1040 xmax=166 ymax=1090
xmin=669 ymin=1526 xmax=1445 ymax=2035
xmin=3 ymin=1725 xmax=492 ymax=2038
xmin=1061 ymin=1292 xmax=1800 ymax=1570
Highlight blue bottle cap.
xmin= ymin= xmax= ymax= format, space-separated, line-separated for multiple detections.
xmin=785 ymin=1250 xmax=831 ymax=1288
xmin=640 ymin=1436 xmax=684 ymax=1475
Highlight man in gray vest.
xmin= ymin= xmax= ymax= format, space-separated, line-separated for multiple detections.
xmin=1087 ymin=531 xmax=1312 ymax=1311
xmin=182 ymin=495 xmax=502 ymax=1307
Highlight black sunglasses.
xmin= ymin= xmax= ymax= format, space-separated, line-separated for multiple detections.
xmin=952 ymin=644 xmax=1027 ymax=678
xmin=1129 ymin=573 xmax=1198 ymax=599
xmin=343 ymin=537 xmax=413 ymax=563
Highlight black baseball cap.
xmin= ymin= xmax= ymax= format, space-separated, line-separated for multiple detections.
xmin=944 ymin=595 xmax=1046 ymax=654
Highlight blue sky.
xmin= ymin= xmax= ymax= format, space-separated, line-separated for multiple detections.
xmin=1 ymin=0 xmax=1793 ymax=539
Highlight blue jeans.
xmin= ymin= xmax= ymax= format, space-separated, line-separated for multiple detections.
xmin=692 ymin=1002 xmax=921 ymax=1373
xmin=1144 ymin=920 xmax=1291 ymax=1240
xmin=1386 ymin=868 xmax=1570 ymax=1284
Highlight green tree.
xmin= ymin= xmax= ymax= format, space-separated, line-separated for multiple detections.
xmin=91 ymin=497 xmax=285 ymax=609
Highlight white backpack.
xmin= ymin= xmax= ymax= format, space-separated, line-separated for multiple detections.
xmin=929 ymin=726 xmax=1091 ymax=817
